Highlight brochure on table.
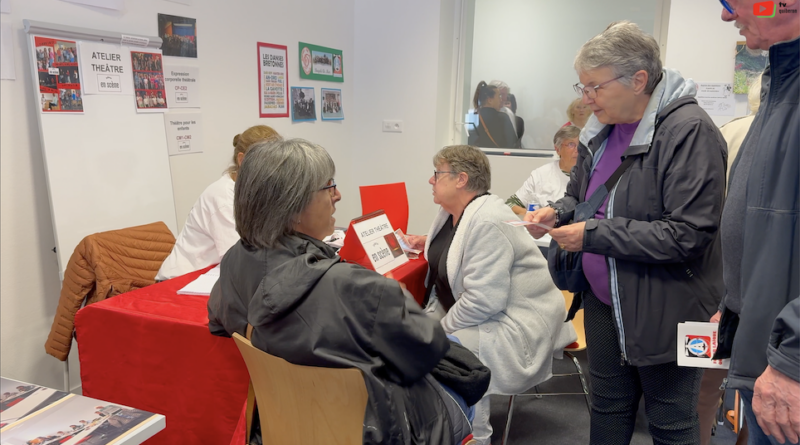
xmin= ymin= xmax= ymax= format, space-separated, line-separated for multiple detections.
xmin=0 ymin=377 xmax=165 ymax=445
xmin=676 ymin=322 xmax=729 ymax=369
xmin=339 ymin=211 xmax=408 ymax=275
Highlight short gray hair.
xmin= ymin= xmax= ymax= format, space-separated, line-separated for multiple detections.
xmin=489 ymin=80 xmax=509 ymax=92
xmin=234 ymin=138 xmax=335 ymax=248
xmin=553 ymin=125 xmax=581 ymax=147
xmin=574 ymin=21 xmax=662 ymax=95
xmin=433 ymin=145 xmax=491 ymax=194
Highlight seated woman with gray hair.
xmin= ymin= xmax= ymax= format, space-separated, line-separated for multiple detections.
xmin=406 ymin=145 xmax=576 ymax=445
xmin=207 ymin=138 xmax=488 ymax=445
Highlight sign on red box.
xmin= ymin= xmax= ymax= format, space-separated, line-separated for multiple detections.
xmin=338 ymin=210 xmax=408 ymax=275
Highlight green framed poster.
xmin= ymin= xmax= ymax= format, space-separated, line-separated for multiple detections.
xmin=298 ymin=42 xmax=343 ymax=82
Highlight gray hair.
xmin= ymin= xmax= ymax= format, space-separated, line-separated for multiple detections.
xmin=574 ymin=21 xmax=662 ymax=95
xmin=553 ymin=125 xmax=581 ymax=147
xmin=748 ymin=74 xmax=763 ymax=115
xmin=234 ymin=138 xmax=335 ymax=248
xmin=433 ymin=145 xmax=491 ymax=194
xmin=490 ymin=80 xmax=509 ymax=92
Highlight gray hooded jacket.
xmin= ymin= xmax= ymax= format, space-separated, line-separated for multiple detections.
xmin=556 ymin=68 xmax=728 ymax=366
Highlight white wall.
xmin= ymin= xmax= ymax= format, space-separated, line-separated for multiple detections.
xmin=0 ymin=0 xmax=357 ymax=391
xmin=352 ymin=0 xmax=456 ymax=234
xmin=665 ymin=0 xmax=749 ymax=126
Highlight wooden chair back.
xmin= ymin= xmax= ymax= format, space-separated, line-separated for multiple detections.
xmin=231 ymin=333 xmax=368 ymax=445
xmin=562 ymin=291 xmax=587 ymax=351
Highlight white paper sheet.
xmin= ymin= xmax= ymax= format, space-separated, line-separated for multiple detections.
xmin=176 ymin=265 xmax=219 ymax=296
xmin=163 ymin=65 xmax=201 ymax=108
xmin=164 ymin=112 xmax=202 ymax=156
xmin=78 ymin=41 xmax=133 ymax=95
xmin=695 ymin=82 xmax=736 ymax=116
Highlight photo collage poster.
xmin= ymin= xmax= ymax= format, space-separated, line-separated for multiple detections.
xmin=131 ymin=49 xmax=168 ymax=112
xmin=34 ymin=36 xmax=84 ymax=113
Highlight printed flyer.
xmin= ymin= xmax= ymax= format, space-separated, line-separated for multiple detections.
xmin=33 ymin=36 xmax=84 ymax=112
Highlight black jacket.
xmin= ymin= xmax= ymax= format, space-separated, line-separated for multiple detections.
xmin=556 ymin=69 xmax=727 ymax=366
xmin=207 ymin=234 xmax=456 ymax=445
xmin=468 ymin=107 xmax=519 ymax=148
xmin=717 ymin=37 xmax=800 ymax=390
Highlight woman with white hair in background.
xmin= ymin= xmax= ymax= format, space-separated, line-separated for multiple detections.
xmin=525 ymin=21 xmax=727 ymax=445
xmin=564 ymin=97 xmax=591 ymax=129
xmin=506 ymin=125 xmax=580 ymax=216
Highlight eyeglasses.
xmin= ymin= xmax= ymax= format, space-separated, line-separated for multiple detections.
xmin=561 ymin=141 xmax=578 ymax=149
xmin=573 ymin=76 xmax=624 ymax=99
xmin=719 ymin=0 xmax=735 ymax=14
xmin=320 ymin=179 xmax=337 ymax=195
xmin=433 ymin=170 xmax=457 ymax=182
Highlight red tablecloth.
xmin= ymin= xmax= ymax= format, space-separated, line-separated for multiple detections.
xmin=75 ymin=258 xmax=428 ymax=445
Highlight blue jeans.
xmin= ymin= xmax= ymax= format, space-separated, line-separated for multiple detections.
xmin=740 ymin=390 xmax=799 ymax=445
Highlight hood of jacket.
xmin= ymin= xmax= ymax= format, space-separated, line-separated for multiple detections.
xmin=580 ymin=68 xmax=697 ymax=150
xmin=247 ymin=234 xmax=340 ymax=327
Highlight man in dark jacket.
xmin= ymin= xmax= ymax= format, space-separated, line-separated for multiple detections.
xmin=715 ymin=1 xmax=800 ymax=444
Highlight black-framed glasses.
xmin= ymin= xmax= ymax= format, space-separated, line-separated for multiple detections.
xmin=573 ymin=75 xmax=624 ymax=99
xmin=320 ymin=179 xmax=337 ymax=195
xmin=433 ymin=170 xmax=457 ymax=182
xmin=719 ymin=0 xmax=735 ymax=14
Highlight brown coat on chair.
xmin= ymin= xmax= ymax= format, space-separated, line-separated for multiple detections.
xmin=44 ymin=222 xmax=176 ymax=361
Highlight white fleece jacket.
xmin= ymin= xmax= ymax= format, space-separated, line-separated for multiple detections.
xmin=424 ymin=194 xmax=576 ymax=394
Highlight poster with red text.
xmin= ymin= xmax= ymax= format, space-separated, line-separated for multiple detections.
xmin=33 ymin=36 xmax=84 ymax=113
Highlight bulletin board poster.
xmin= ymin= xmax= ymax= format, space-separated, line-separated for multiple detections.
xmin=298 ymin=42 xmax=343 ymax=82
xmin=34 ymin=36 xmax=84 ymax=113
xmin=131 ymin=50 xmax=168 ymax=113
xmin=258 ymin=42 xmax=289 ymax=118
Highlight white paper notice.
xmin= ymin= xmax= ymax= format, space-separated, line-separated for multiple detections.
xmin=1 ymin=0 xmax=11 ymax=14
xmin=676 ymin=322 xmax=729 ymax=369
xmin=1 ymin=25 xmax=15 ymax=80
xmin=352 ymin=214 xmax=408 ymax=275
xmin=164 ymin=65 xmax=200 ymax=108
xmin=78 ymin=42 xmax=133 ymax=95
xmin=164 ymin=112 xmax=202 ymax=156
xmin=61 ymin=0 xmax=123 ymax=10
xmin=695 ymin=82 xmax=735 ymax=116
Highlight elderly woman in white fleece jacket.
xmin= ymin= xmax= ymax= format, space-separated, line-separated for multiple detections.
xmin=407 ymin=144 xmax=576 ymax=445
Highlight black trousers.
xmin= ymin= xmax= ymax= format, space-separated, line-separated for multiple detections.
xmin=583 ymin=291 xmax=703 ymax=445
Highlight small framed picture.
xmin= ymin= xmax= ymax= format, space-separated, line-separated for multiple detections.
xmin=290 ymin=86 xmax=316 ymax=122
xmin=320 ymin=88 xmax=344 ymax=120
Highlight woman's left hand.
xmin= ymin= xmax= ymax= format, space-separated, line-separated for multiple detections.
xmin=549 ymin=222 xmax=586 ymax=252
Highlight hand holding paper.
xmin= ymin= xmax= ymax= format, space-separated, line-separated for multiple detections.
xmin=523 ymin=207 xmax=556 ymax=239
